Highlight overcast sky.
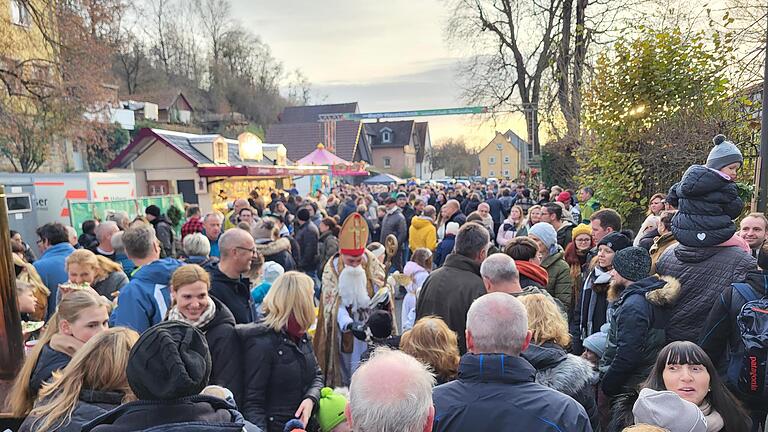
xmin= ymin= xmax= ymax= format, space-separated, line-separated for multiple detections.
xmin=230 ymin=0 xmax=528 ymax=149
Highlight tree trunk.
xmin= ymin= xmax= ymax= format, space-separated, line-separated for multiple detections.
xmin=558 ymin=0 xmax=577 ymax=137
xmin=0 ymin=186 xmax=24 ymax=379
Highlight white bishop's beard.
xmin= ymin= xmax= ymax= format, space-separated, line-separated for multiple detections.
xmin=338 ymin=265 xmax=370 ymax=313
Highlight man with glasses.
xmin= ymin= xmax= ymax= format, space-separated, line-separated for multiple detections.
xmin=208 ymin=228 xmax=259 ymax=324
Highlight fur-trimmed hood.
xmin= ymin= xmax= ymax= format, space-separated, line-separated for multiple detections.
xmin=609 ymin=275 xmax=681 ymax=306
xmin=254 ymin=237 xmax=291 ymax=256
xmin=522 ymin=342 xmax=598 ymax=398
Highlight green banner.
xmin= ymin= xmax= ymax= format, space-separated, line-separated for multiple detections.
xmin=69 ymin=195 xmax=184 ymax=236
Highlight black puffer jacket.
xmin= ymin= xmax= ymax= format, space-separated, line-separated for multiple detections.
xmin=208 ymin=263 xmax=256 ymax=324
xmin=667 ymin=164 xmax=743 ymax=247
xmin=237 ymin=323 xmax=323 ymax=432
xmin=600 ymin=276 xmax=680 ymax=396
xmin=656 ymin=243 xmax=755 ymax=342
xmin=21 ymin=390 xmax=124 ymax=432
xmin=522 ymin=342 xmax=600 ymax=431
xmin=254 ymin=238 xmax=296 ymax=272
xmin=294 ymin=222 xmax=319 ymax=272
xmin=199 ymin=297 xmax=244 ymax=406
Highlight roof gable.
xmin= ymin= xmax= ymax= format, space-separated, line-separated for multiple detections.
xmin=265 ymin=120 xmax=366 ymax=162
xmin=364 ymin=120 xmax=414 ymax=148
xmin=129 ymin=90 xmax=194 ymax=111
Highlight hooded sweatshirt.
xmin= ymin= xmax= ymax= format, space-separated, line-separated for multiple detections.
xmin=110 ymin=258 xmax=184 ymax=333
xmin=409 ymin=216 xmax=437 ymax=252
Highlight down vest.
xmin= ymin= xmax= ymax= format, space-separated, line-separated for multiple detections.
xmin=600 ymin=276 xmax=681 ymax=396
xmin=655 ymin=244 xmax=755 ymax=342
xmin=522 ymin=342 xmax=600 ymax=431
xmin=667 ymin=164 xmax=743 ymax=247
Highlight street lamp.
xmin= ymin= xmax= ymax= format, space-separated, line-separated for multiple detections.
xmin=238 ymin=132 xmax=263 ymax=161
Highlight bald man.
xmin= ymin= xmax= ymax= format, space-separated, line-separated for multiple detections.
xmin=347 ymin=349 xmax=435 ymax=432
xmin=208 ymin=228 xmax=258 ymax=323
xmin=437 ymin=199 xmax=467 ymax=241
xmin=224 ymin=199 xmax=251 ymax=231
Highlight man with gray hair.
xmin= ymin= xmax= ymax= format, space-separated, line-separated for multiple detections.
xmin=208 ymin=228 xmax=258 ymax=324
xmin=481 ymin=253 xmax=563 ymax=309
xmin=111 ymin=224 xmax=184 ymax=333
xmin=203 ymin=212 xmax=223 ymax=257
xmin=347 ymin=349 xmax=435 ymax=432
xmin=94 ymin=220 xmax=120 ymax=260
xmin=432 ymin=293 xmax=592 ymax=431
xmin=416 ymin=222 xmax=489 ymax=354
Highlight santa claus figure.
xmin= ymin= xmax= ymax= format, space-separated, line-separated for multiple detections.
xmin=313 ymin=213 xmax=395 ymax=387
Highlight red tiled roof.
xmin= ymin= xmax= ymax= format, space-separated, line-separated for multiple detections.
xmin=266 ymin=120 xmax=364 ymax=162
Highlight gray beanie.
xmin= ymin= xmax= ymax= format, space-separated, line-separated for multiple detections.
xmin=612 ymin=246 xmax=651 ymax=282
xmin=583 ymin=323 xmax=609 ymax=358
xmin=633 ymin=388 xmax=708 ymax=432
xmin=528 ymin=222 xmax=558 ymax=255
xmin=706 ymin=134 xmax=743 ymax=170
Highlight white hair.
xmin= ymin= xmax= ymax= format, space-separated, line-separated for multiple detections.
xmin=183 ymin=232 xmax=211 ymax=257
xmin=95 ymin=220 xmax=118 ymax=241
xmin=350 ymin=349 xmax=435 ymax=432
xmin=466 ymin=292 xmax=528 ymax=356
xmin=480 ymin=253 xmax=519 ymax=285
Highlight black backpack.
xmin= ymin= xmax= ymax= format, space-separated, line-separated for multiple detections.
xmin=727 ymin=283 xmax=768 ymax=403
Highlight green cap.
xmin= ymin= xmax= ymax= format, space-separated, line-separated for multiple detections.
xmin=317 ymin=387 xmax=347 ymax=432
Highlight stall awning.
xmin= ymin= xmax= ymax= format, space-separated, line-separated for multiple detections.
xmin=197 ymin=165 xmax=327 ymax=177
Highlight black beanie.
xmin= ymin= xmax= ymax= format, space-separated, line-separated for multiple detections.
xmin=145 ymin=205 xmax=161 ymax=218
xmin=597 ymin=232 xmax=632 ymax=253
xmin=297 ymin=208 xmax=311 ymax=222
xmin=126 ymin=321 xmax=211 ymax=400
xmin=613 ymin=247 xmax=652 ymax=282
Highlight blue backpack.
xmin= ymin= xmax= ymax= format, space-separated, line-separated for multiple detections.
xmin=728 ymin=283 xmax=768 ymax=403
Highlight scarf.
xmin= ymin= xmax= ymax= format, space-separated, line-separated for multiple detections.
xmin=699 ymin=400 xmax=724 ymax=432
xmin=515 ymin=260 xmax=549 ymax=286
xmin=167 ymin=299 xmax=217 ymax=329
xmin=286 ymin=313 xmax=306 ymax=344
xmin=50 ymin=333 xmax=84 ymax=356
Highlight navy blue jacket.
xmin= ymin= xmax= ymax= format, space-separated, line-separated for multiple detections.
xmin=667 ymin=164 xmax=743 ymax=247
xmin=432 ymin=353 xmax=592 ymax=432
xmin=434 ymin=235 xmax=455 ymax=268
xmin=29 ymin=344 xmax=71 ymax=396
xmin=486 ymin=197 xmax=504 ymax=225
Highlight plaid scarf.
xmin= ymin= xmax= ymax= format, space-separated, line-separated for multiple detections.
xmin=167 ymin=299 xmax=217 ymax=329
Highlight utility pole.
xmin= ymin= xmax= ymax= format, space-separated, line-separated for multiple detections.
xmin=758 ymin=8 xmax=768 ymax=212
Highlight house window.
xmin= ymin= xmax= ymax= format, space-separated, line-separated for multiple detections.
xmin=382 ymin=131 xmax=392 ymax=144
xmin=10 ymin=0 xmax=31 ymax=27
xmin=489 ymin=170 xmax=495 ymax=177
xmin=504 ymin=169 xmax=510 ymax=177
xmin=488 ymin=156 xmax=496 ymax=165
xmin=504 ymin=155 xmax=510 ymax=164
xmin=384 ymin=157 xmax=391 ymax=168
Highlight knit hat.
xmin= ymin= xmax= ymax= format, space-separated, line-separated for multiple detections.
xmin=528 ymin=222 xmax=558 ymax=255
xmin=252 ymin=222 xmax=277 ymax=241
xmin=582 ymin=323 xmax=609 ymax=358
xmin=145 ymin=205 xmax=161 ymax=218
xmin=367 ymin=310 xmax=392 ymax=339
xmin=297 ymin=208 xmax=311 ymax=222
xmin=556 ymin=191 xmax=571 ymax=203
xmin=262 ymin=261 xmax=285 ymax=283
xmin=396 ymin=192 xmax=407 ymax=199
xmin=317 ymin=387 xmax=348 ymax=432
xmin=706 ymin=134 xmax=743 ymax=170
xmin=367 ymin=242 xmax=386 ymax=259
xmin=127 ymin=321 xmax=211 ymax=400
xmin=446 ymin=222 xmax=460 ymax=237
xmin=613 ymin=246 xmax=652 ymax=282
xmin=572 ymin=223 xmax=592 ymax=239
xmin=597 ymin=232 xmax=631 ymax=253
xmin=632 ymin=388 xmax=708 ymax=432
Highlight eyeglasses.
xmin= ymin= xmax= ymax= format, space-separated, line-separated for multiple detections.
xmin=235 ymin=246 xmax=257 ymax=255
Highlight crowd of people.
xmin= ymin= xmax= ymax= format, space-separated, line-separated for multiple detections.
xmin=4 ymin=134 xmax=768 ymax=431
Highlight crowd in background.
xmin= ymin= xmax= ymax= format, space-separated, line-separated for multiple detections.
xmin=5 ymin=134 xmax=768 ymax=432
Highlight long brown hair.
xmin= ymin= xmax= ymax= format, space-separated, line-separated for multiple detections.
xmin=66 ymin=249 xmax=123 ymax=282
xmin=8 ymin=289 xmax=111 ymax=416
xmin=400 ymin=316 xmax=460 ymax=382
xmin=27 ymin=328 xmax=139 ymax=432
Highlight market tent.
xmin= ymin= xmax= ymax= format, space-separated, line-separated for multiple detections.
xmin=363 ymin=173 xmax=406 ymax=185
xmin=297 ymin=143 xmax=350 ymax=165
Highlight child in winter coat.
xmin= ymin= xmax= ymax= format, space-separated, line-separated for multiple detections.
xmin=401 ymin=249 xmax=433 ymax=331
xmin=250 ymin=261 xmax=285 ymax=307
xmin=433 ymin=222 xmax=459 ymax=268
xmin=667 ymin=134 xmax=750 ymax=251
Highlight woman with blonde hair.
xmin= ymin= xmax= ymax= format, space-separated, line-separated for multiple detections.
xmin=518 ymin=294 xmax=599 ymax=430
xmin=9 ymin=289 xmax=111 ymax=417
xmin=19 ymin=327 xmax=139 ymax=432
xmin=12 ymin=239 xmax=49 ymax=320
xmin=400 ymin=316 xmax=460 ymax=385
xmin=238 ymin=271 xmax=323 ymax=431
xmin=525 ymin=204 xmax=543 ymax=230
xmin=497 ymin=205 xmax=527 ymax=247
xmin=166 ymin=264 xmax=243 ymax=404
xmin=64 ymin=249 xmax=127 ymax=301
